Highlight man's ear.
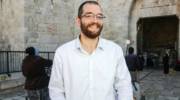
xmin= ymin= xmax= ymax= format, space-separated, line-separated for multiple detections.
xmin=76 ymin=17 xmax=81 ymax=27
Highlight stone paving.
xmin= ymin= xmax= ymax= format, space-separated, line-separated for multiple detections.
xmin=0 ymin=69 xmax=180 ymax=100
xmin=139 ymin=69 xmax=180 ymax=100
xmin=0 ymin=86 xmax=26 ymax=100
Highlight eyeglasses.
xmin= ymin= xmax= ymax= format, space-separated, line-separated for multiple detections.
xmin=81 ymin=13 xmax=106 ymax=20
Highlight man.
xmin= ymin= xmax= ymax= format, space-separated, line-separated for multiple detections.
xmin=125 ymin=47 xmax=141 ymax=100
xmin=22 ymin=47 xmax=52 ymax=100
xmin=49 ymin=1 xmax=133 ymax=100
xmin=125 ymin=47 xmax=140 ymax=82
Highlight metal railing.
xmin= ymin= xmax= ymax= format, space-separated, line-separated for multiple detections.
xmin=0 ymin=51 xmax=54 ymax=75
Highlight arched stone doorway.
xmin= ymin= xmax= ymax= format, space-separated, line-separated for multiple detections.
xmin=137 ymin=15 xmax=179 ymax=68
xmin=137 ymin=15 xmax=179 ymax=55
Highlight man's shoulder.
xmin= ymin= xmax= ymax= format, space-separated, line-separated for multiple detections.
xmin=102 ymin=38 xmax=124 ymax=56
xmin=101 ymin=38 xmax=122 ymax=49
xmin=56 ymin=39 xmax=76 ymax=52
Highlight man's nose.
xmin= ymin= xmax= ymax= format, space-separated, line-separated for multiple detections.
xmin=92 ymin=16 xmax=98 ymax=22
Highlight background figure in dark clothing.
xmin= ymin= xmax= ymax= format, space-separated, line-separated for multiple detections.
xmin=138 ymin=54 xmax=144 ymax=71
xmin=125 ymin=47 xmax=140 ymax=82
xmin=22 ymin=47 xmax=52 ymax=100
xmin=163 ymin=52 xmax=169 ymax=75
xmin=146 ymin=53 xmax=154 ymax=68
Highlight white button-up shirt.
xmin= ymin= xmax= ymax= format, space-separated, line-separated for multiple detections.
xmin=49 ymin=37 xmax=133 ymax=100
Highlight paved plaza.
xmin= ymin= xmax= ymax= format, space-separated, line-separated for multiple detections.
xmin=139 ymin=69 xmax=180 ymax=100
xmin=0 ymin=69 xmax=180 ymax=100
xmin=0 ymin=86 xmax=25 ymax=100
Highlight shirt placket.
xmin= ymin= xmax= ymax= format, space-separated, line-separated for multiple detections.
xmin=89 ymin=55 xmax=94 ymax=100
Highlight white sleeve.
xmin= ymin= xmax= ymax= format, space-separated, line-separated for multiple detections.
xmin=114 ymin=48 xmax=133 ymax=100
xmin=48 ymin=51 xmax=65 ymax=100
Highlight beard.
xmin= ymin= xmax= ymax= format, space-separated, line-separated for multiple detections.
xmin=80 ymin=21 xmax=103 ymax=39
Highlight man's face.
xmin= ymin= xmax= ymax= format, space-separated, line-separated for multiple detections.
xmin=78 ymin=4 xmax=104 ymax=39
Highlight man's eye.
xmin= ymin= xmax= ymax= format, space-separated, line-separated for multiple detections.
xmin=97 ymin=16 xmax=105 ymax=19
xmin=85 ymin=15 xmax=93 ymax=17
xmin=97 ymin=16 xmax=103 ymax=18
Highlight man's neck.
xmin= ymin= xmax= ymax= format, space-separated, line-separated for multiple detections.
xmin=80 ymin=33 xmax=99 ymax=54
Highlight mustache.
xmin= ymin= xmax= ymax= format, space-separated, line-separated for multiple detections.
xmin=87 ymin=22 xmax=102 ymax=28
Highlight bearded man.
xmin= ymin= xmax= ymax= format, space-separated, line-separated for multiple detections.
xmin=49 ymin=1 xmax=133 ymax=100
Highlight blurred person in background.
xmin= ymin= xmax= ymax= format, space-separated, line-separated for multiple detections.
xmin=22 ymin=47 xmax=52 ymax=100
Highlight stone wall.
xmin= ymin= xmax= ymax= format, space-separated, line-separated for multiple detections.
xmin=24 ymin=0 xmax=135 ymax=52
xmin=0 ymin=0 xmax=179 ymax=55
xmin=0 ymin=0 xmax=135 ymax=52
xmin=141 ymin=0 xmax=176 ymax=17
xmin=0 ymin=0 xmax=24 ymax=51
xmin=100 ymin=0 xmax=134 ymax=52
xmin=24 ymin=0 xmax=75 ymax=51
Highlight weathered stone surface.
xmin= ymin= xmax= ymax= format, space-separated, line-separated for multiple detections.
xmin=1 ymin=69 xmax=180 ymax=99
xmin=0 ymin=0 xmax=180 ymax=54
xmin=0 ymin=72 xmax=25 ymax=90
xmin=140 ymin=5 xmax=176 ymax=17
xmin=0 ymin=0 xmax=24 ymax=51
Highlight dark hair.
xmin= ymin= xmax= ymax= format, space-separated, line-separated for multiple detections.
xmin=25 ymin=47 xmax=35 ymax=55
xmin=78 ymin=1 xmax=100 ymax=18
xmin=128 ymin=47 xmax=134 ymax=54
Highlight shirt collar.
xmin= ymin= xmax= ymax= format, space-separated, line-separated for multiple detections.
xmin=75 ymin=36 xmax=104 ymax=51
